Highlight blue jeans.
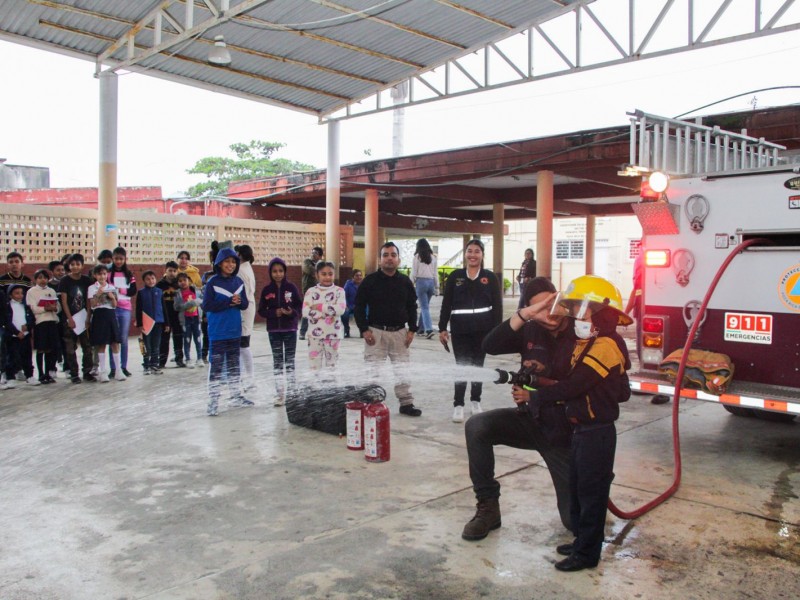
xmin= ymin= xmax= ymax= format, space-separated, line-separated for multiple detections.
xmin=182 ymin=315 xmax=202 ymax=360
xmin=207 ymin=338 xmax=242 ymax=412
xmin=143 ymin=324 xmax=163 ymax=369
xmin=415 ymin=277 xmax=435 ymax=332
xmin=341 ymin=308 xmax=353 ymax=336
xmin=110 ymin=307 xmax=132 ymax=370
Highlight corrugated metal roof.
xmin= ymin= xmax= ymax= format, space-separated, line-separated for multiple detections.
xmin=0 ymin=0 xmax=584 ymax=117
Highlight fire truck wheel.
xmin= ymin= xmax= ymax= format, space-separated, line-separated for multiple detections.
xmin=752 ymin=409 xmax=797 ymax=424
xmin=722 ymin=405 xmax=755 ymax=418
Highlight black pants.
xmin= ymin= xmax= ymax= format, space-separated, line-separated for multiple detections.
xmin=299 ymin=316 xmax=309 ymax=337
xmin=201 ymin=318 xmax=209 ymax=361
xmin=4 ymin=335 xmax=33 ymax=379
xmin=465 ymin=407 xmax=572 ymax=532
xmin=63 ymin=325 xmax=92 ymax=378
xmin=159 ymin=316 xmax=183 ymax=367
xmin=451 ymin=331 xmax=488 ymax=405
xmin=35 ymin=351 xmax=56 ymax=380
xmin=570 ymin=423 xmax=616 ymax=564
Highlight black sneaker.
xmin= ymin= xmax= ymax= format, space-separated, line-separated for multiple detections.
xmin=71 ymin=376 xmax=82 ymax=384
xmin=109 ymin=369 xmax=116 ymax=379
xmin=399 ymin=404 xmax=422 ymax=417
xmin=83 ymin=374 xmax=97 ymax=382
xmin=175 ymin=360 xmax=187 ymax=368
xmin=122 ymin=369 xmax=132 ymax=377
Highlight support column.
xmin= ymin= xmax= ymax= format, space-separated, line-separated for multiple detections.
xmin=462 ymin=234 xmax=471 ymax=267
xmin=492 ymin=203 xmax=504 ymax=291
xmin=536 ymin=170 xmax=554 ymax=279
xmin=325 ymin=121 xmax=341 ymax=275
xmin=364 ymin=188 xmax=379 ymax=274
xmin=585 ymin=215 xmax=596 ymax=275
xmin=98 ymin=71 xmax=119 ymax=251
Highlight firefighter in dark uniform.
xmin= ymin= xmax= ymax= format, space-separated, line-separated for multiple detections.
xmin=438 ymin=239 xmax=503 ymax=423
xmin=522 ymin=275 xmax=632 ymax=572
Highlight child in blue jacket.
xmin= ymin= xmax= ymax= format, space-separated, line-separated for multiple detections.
xmin=202 ymin=247 xmax=251 ymax=416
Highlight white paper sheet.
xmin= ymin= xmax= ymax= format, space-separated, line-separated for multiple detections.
xmin=71 ymin=308 xmax=87 ymax=335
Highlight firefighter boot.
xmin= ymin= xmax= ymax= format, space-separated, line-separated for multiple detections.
xmin=461 ymin=497 xmax=501 ymax=541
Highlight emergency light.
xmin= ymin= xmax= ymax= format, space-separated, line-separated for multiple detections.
xmin=644 ymin=249 xmax=671 ymax=267
xmin=640 ymin=316 xmax=666 ymax=366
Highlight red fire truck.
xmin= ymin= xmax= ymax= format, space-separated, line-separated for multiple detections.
xmin=626 ymin=110 xmax=799 ymax=423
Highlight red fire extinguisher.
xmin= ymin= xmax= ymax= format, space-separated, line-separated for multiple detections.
xmin=363 ymin=399 xmax=390 ymax=463
xmin=345 ymin=399 xmax=365 ymax=451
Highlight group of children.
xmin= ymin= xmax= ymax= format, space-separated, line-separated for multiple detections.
xmin=0 ymin=246 xmax=365 ymax=416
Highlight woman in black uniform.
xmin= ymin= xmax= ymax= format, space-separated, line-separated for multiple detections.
xmin=438 ymin=239 xmax=502 ymax=422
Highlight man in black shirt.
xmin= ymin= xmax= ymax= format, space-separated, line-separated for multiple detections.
xmin=354 ymin=242 xmax=422 ymax=416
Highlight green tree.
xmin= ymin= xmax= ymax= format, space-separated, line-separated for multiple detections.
xmin=186 ymin=140 xmax=316 ymax=197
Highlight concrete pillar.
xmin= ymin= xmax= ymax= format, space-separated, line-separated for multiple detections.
xmin=492 ymin=203 xmax=504 ymax=291
xmin=364 ymin=188 xmax=379 ymax=274
xmin=378 ymin=228 xmax=387 ymax=245
xmin=98 ymin=71 xmax=119 ymax=252
xmin=585 ymin=215 xmax=596 ymax=275
xmin=536 ymin=170 xmax=554 ymax=279
xmin=325 ymin=121 xmax=341 ymax=276
xmin=462 ymin=234 xmax=471 ymax=267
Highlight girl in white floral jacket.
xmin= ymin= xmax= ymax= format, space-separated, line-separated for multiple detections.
xmin=301 ymin=261 xmax=346 ymax=370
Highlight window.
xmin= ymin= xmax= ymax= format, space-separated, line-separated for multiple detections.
xmin=555 ymin=239 xmax=584 ymax=260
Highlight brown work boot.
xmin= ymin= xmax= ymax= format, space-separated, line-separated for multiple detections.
xmin=461 ymin=497 xmax=501 ymax=541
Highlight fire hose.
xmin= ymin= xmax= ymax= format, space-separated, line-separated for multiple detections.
xmin=607 ymin=237 xmax=767 ymax=519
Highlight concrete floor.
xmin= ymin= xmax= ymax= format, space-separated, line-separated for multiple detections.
xmin=1 ymin=297 xmax=798 ymax=599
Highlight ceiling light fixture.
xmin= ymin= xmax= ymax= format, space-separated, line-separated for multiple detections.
xmin=208 ymin=35 xmax=231 ymax=66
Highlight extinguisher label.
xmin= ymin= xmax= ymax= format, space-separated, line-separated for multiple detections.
xmin=346 ymin=408 xmax=362 ymax=449
xmin=364 ymin=415 xmax=377 ymax=458
xmin=724 ymin=312 xmax=773 ymax=344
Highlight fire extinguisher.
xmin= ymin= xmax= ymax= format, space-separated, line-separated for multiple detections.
xmin=363 ymin=399 xmax=390 ymax=463
xmin=345 ymin=399 xmax=365 ymax=451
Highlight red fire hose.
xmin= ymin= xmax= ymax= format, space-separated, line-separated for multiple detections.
xmin=607 ymin=238 xmax=767 ymax=519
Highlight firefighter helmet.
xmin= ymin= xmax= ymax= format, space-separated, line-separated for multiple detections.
xmin=550 ymin=275 xmax=633 ymax=326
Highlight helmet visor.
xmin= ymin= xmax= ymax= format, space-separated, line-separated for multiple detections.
xmin=550 ymin=293 xmax=594 ymax=321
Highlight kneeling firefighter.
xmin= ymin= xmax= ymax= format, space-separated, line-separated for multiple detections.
xmin=523 ymin=275 xmax=632 ymax=572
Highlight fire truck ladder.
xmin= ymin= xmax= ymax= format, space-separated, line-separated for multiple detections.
xmin=625 ymin=109 xmax=786 ymax=177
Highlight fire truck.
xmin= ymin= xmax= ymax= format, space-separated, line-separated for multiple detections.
xmin=625 ymin=110 xmax=800 ymax=423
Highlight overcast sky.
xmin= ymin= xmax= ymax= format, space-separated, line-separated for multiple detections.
xmin=1 ymin=7 xmax=799 ymax=197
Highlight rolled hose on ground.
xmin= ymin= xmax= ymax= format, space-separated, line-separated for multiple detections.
xmin=607 ymin=238 xmax=768 ymax=520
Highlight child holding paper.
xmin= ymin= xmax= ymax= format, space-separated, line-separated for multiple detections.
xmin=135 ymin=270 xmax=165 ymax=375
xmin=87 ymin=263 xmax=125 ymax=383
xmin=26 ymin=269 xmax=60 ymax=384
xmin=57 ymin=253 xmax=94 ymax=384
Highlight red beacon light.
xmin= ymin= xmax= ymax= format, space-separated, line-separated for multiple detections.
xmin=644 ymin=249 xmax=671 ymax=267
xmin=640 ymin=171 xmax=669 ymax=200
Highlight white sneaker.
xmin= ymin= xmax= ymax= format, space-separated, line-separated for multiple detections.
xmin=98 ymin=373 xmax=110 ymax=383
xmin=90 ymin=367 xmax=99 ymax=377
xmin=471 ymin=401 xmax=483 ymax=415
xmin=186 ymin=359 xmax=196 ymax=369
xmin=114 ymin=370 xmax=127 ymax=381
xmin=26 ymin=377 xmax=41 ymax=386
xmin=49 ymin=370 xmax=58 ymax=380
xmin=198 ymin=360 xmax=206 ymax=368
xmin=273 ymin=397 xmax=285 ymax=407
xmin=16 ymin=370 xmax=26 ymax=381
xmin=452 ymin=405 xmax=464 ymax=423
xmin=0 ymin=374 xmax=6 ymax=385
xmin=4 ymin=379 xmax=16 ymax=389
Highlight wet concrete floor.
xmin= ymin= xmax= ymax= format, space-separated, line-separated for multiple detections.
xmin=1 ymin=297 xmax=798 ymax=599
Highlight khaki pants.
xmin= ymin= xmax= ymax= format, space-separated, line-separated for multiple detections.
xmin=364 ymin=327 xmax=414 ymax=406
